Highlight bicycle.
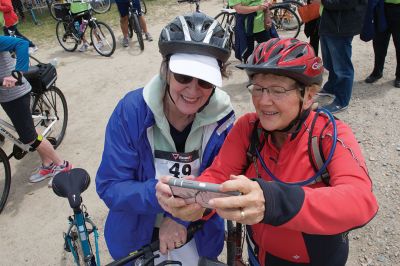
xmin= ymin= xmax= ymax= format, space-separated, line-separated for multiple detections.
xmin=52 ymin=168 xmax=100 ymax=266
xmin=54 ymin=1 xmax=116 ymax=57
xmin=214 ymin=6 xmax=236 ymax=51
xmin=177 ymin=0 xmax=200 ymax=13
xmin=270 ymin=1 xmax=302 ymax=38
xmin=0 ymin=56 xmax=68 ymax=214
xmin=47 ymin=0 xmax=111 ymax=20
xmin=128 ymin=0 xmax=144 ymax=51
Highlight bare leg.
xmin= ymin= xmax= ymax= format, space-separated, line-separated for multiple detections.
xmin=35 ymin=139 xmax=63 ymax=166
xmin=121 ymin=16 xmax=129 ymax=38
xmin=139 ymin=16 xmax=148 ymax=33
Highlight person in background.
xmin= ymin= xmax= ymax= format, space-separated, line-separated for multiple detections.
xmin=11 ymin=0 xmax=24 ymax=22
xmin=115 ymin=0 xmax=152 ymax=47
xmin=96 ymin=12 xmax=234 ymax=264
xmin=364 ymin=0 xmax=400 ymax=88
xmin=315 ymin=0 xmax=367 ymax=113
xmin=0 ymin=0 xmax=37 ymax=53
xmin=156 ymin=38 xmax=378 ymax=266
xmin=0 ymin=36 xmax=71 ymax=187
xmin=304 ymin=0 xmax=320 ymax=55
xmin=230 ymin=0 xmax=276 ymax=62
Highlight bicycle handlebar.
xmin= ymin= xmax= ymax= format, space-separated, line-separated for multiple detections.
xmin=106 ymin=222 xmax=204 ymax=266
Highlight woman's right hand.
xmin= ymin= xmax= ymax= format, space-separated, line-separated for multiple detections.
xmin=156 ymin=176 xmax=205 ymax=221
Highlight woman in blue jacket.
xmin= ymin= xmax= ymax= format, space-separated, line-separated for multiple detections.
xmin=96 ymin=12 xmax=234 ymax=264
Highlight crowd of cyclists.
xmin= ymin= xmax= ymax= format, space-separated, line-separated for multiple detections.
xmin=3 ymin=0 xmax=400 ymax=264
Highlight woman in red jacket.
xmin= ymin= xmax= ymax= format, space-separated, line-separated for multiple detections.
xmin=0 ymin=0 xmax=37 ymax=51
xmin=156 ymin=38 xmax=378 ymax=265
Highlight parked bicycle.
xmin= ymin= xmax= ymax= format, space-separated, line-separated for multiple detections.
xmin=47 ymin=0 xmax=111 ymax=20
xmin=0 ymin=56 xmax=68 ymax=214
xmin=128 ymin=0 xmax=144 ymax=51
xmin=52 ymin=168 xmax=100 ymax=266
xmin=270 ymin=0 xmax=303 ymax=38
xmin=54 ymin=1 xmax=116 ymax=57
xmin=214 ymin=5 xmax=236 ymax=51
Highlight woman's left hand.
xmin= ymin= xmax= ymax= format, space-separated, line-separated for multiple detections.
xmin=208 ymin=175 xmax=265 ymax=225
xmin=156 ymin=176 xmax=205 ymax=221
xmin=159 ymin=217 xmax=187 ymax=255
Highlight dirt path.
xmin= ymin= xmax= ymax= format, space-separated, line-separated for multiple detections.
xmin=0 ymin=0 xmax=399 ymax=265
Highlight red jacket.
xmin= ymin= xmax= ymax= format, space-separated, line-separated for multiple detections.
xmin=198 ymin=112 xmax=378 ymax=265
xmin=0 ymin=0 xmax=18 ymax=27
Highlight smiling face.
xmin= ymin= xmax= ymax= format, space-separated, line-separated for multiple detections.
xmin=167 ymin=70 xmax=214 ymax=115
xmin=251 ymin=73 xmax=314 ymax=131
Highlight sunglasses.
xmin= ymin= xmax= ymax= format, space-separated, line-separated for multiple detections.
xmin=172 ymin=72 xmax=215 ymax=89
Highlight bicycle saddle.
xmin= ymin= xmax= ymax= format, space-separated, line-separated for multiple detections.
xmin=52 ymin=168 xmax=91 ymax=209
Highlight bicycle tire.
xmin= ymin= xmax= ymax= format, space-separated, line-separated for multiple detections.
xmin=0 ymin=148 xmax=11 ymax=214
xmin=31 ymin=86 xmax=68 ymax=149
xmin=226 ymin=220 xmax=236 ymax=266
xmin=132 ymin=13 xmax=144 ymax=51
xmin=90 ymin=21 xmax=116 ymax=57
xmin=270 ymin=5 xmax=301 ymax=38
xmin=90 ymin=0 xmax=111 ymax=14
xmin=140 ymin=0 xmax=147 ymax=15
xmin=56 ymin=21 xmax=79 ymax=52
xmin=71 ymin=229 xmax=87 ymax=265
xmin=128 ymin=14 xmax=134 ymax=39
xmin=47 ymin=0 xmax=58 ymax=21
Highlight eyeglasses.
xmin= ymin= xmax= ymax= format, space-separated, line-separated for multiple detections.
xmin=172 ymin=72 xmax=215 ymax=90
xmin=247 ymin=84 xmax=299 ymax=100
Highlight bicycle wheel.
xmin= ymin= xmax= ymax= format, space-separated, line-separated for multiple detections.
xmin=31 ymin=86 xmax=68 ymax=149
xmin=140 ymin=0 xmax=147 ymax=15
xmin=56 ymin=21 xmax=79 ymax=52
xmin=90 ymin=21 xmax=116 ymax=57
xmin=90 ymin=0 xmax=111 ymax=14
xmin=128 ymin=14 xmax=134 ymax=39
xmin=0 ymin=148 xmax=11 ymax=214
xmin=214 ymin=12 xmax=235 ymax=51
xmin=270 ymin=5 xmax=301 ymax=38
xmin=132 ymin=13 xmax=144 ymax=51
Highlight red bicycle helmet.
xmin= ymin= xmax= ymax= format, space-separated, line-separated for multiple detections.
xmin=237 ymin=38 xmax=323 ymax=86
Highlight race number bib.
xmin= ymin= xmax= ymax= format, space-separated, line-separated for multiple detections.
xmin=154 ymin=150 xmax=200 ymax=179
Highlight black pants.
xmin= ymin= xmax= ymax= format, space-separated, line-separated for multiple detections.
xmin=3 ymin=25 xmax=35 ymax=47
xmin=371 ymin=3 xmax=400 ymax=79
xmin=243 ymin=30 xmax=272 ymax=63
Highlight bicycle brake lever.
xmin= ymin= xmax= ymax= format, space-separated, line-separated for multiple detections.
xmin=11 ymin=70 xmax=24 ymax=86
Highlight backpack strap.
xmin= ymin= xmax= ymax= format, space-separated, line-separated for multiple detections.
xmin=307 ymin=112 xmax=331 ymax=186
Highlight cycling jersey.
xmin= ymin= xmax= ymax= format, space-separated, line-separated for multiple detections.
xmin=96 ymin=75 xmax=235 ymax=261
xmin=198 ymin=112 xmax=378 ymax=265
xmin=0 ymin=36 xmax=31 ymax=103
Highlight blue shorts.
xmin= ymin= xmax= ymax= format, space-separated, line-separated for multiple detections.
xmin=115 ymin=0 xmax=142 ymax=17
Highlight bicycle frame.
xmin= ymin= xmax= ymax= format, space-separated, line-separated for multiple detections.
xmin=65 ymin=205 xmax=100 ymax=265
xmin=0 ymin=120 xmax=31 ymax=153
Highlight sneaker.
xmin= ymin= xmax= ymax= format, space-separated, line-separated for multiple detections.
xmin=95 ymin=41 xmax=104 ymax=50
xmin=79 ymin=43 xmax=89 ymax=52
xmin=323 ymin=102 xmax=348 ymax=114
xmin=28 ymin=46 xmax=38 ymax=54
xmin=122 ymin=37 xmax=129 ymax=47
xmin=145 ymin=32 xmax=153 ymax=42
xmin=47 ymin=161 xmax=72 ymax=188
xmin=29 ymin=163 xmax=55 ymax=183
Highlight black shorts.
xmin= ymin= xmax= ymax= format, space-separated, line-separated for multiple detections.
xmin=1 ymin=93 xmax=37 ymax=144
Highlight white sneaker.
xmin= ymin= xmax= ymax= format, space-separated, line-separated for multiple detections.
xmin=122 ymin=37 xmax=129 ymax=47
xmin=79 ymin=43 xmax=89 ymax=52
xmin=28 ymin=46 xmax=38 ymax=54
xmin=95 ymin=41 xmax=104 ymax=50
